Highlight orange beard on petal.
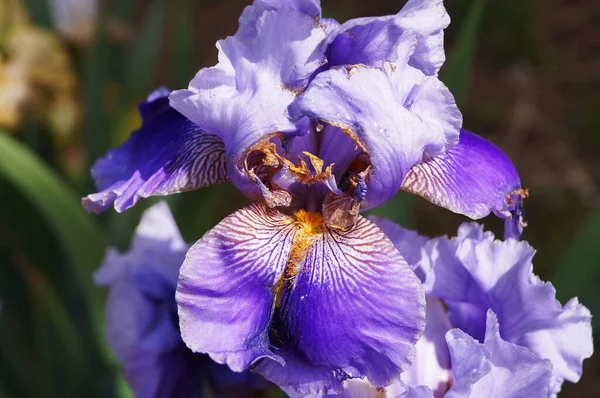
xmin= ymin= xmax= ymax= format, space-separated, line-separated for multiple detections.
xmin=273 ymin=209 xmax=324 ymax=307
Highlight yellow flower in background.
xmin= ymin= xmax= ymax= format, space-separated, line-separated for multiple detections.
xmin=0 ymin=0 xmax=79 ymax=142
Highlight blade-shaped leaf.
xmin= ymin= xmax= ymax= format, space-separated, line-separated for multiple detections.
xmin=442 ymin=0 xmax=487 ymax=105
xmin=0 ymin=133 xmax=107 ymax=361
xmin=121 ymin=0 xmax=166 ymax=106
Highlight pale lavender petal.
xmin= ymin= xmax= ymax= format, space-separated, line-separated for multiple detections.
xmin=176 ymin=203 xmax=293 ymax=371
xmin=401 ymin=298 xmax=452 ymax=397
xmin=370 ymin=216 xmax=430 ymax=282
xmin=326 ymin=0 xmax=449 ymax=74
xmin=420 ymin=223 xmax=495 ymax=339
xmin=394 ymin=0 xmax=450 ymax=75
xmin=170 ymin=9 xmax=326 ymax=200
xmin=445 ymin=311 xmax=553 ymax=398
xmin=387 ymin=382 xmax=435 ymax=398
xmin=285 ymin=379 xmax=435 ymax=398
xmin=83 ymin=89 xmax=227 ymax=214
xmin=290 ymin=40 xmax=461 ymax=210
xmin=94 ymin=202 xmax=188 ymax=298
xmin=94 ymin=203 xmax=203 ymax=398
xmin=456 ymin=235 xmax=593 ymax=392
xmin=258 ymin=215 xmax=426 ymax=394
xmin=425 ymin=223 xmax=593 ymax=391
xmin=401 ymin=130 xmax=524 ymax=224
xmin=237 ymin=0 xmax=321 ymax=40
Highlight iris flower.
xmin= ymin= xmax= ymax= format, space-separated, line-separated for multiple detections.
xmin=95 ymin=202 xmax=269 ymax=398
xmin=375 ymin=220 xmax=591 ymax=398
xmin=84 ymin=0 xmax=526 ymax=394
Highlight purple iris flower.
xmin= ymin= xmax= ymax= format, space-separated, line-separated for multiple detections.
xmin=83 ymin=0 xmax=527 ymax=394
xmin=366 ymin=219 xmax=592 ymax=398
xmin=95 ymin=202 xmax=268 ymax=398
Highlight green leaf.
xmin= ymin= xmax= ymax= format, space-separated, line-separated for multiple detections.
xmin=0 ymin=133 xmax=108 ymax=366
xmin=552 ymin=205 xmax=600 ymax=332
xmin=22 ymin=0 xmax=52 ymax=29
xmin=121 ymin=0 xmax=166 ymax=106
xmin=28 ymin=266 xmax=86 ymax=396
xmin=441 ymin=0 xmax=487 ymax=105
xmin=172 ymin=0 xmax=195 ymax=88
xmin=81 ymin=9 xmax=111 ymax=179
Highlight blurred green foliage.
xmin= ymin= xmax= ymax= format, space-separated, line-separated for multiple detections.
xmin=0 ymin=0 xmax=596 ymax=397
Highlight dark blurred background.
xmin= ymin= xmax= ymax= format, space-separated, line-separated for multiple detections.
xmin=0 ymin=0 xmax=598 ymax=397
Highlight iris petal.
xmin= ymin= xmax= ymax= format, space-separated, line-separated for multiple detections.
xmin=83 ymin=89 xmax=227 ymax=214
xmin=401 ymin=298 xmax=452 ymax=397
xmin=290 ymin=39 xmax=461 ymax=210
xmin=237 ymin=0 xmax=321 ymax=41
xmin=424 ymin=223 xmax=593 ymax=393
xmin=176 ymin=202 xmax=294 ymax=371
xmin=170 ymin=9 xmax=326 ymax=201
xmin=401 ymin=130 xmax=523 ymax=222
xmin=445 ymin=311 xmax=553 ymax=398
xmin=326 ymin=0 xmax=449 ymax=74
xmin=259 ymin=215 xmax=426 ymax=394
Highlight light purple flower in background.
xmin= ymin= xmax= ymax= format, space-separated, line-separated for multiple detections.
xmin=355 ymin=219 xmax=592 ymax=398
xmin=95 ymin=202 xmax=267 ymax=398
xmin=83 ymin=0 xmax=529 ymax=395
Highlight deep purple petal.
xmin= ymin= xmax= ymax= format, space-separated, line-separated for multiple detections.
xmin=254 ymin=344 xmax=347 ymax=396
xmin=170 ymin=9 xmax=326 ymax=201
xmin=290 ymin=45 xmax=461 ymax=210
xmin=83 ymin=89 xmax=227 ymax=214
xmin=425 ymin=223 xmax=593 ymax=392
xmin=445 ymin=311 xmax=553 ymax=398
xmin=259 ymin=215 xmax=425 ymax=394
xmin=401 ymin=130 xmax=524 ymax=225
xmin=176 ymin=203 xmax=293 ymax=371
xmin=326 ymin=0 xmax=449 ymax=74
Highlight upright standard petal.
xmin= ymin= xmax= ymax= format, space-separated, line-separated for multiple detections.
xmin=237 ymin=0 xmax=321 ymax=40
xmin=83 ymin=89 xmax=227 ymax=214
xmin=326 ymin=0 xmax=449 ymax=73
xmin=290 ymin=38 xmax=461 ymax=210
xmin=424 ymin=223 xmax=593 ymax=392
xmin=257 ymin=214 xmax=425 ymax=394
xmin=401 ymin=130 xmax=525 ymax=228
xmin=170 ymin=9 xmax=326 ymax=201
xmin=445 ymin=311 xmax=553 ymax=398
xmin=176 ymin=203 xmax=293 ymax=371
